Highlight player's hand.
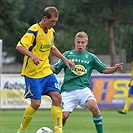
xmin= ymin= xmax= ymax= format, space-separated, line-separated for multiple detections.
xmin=115 ymin=63 xmax=123 ymax=70
xmin=31 ymin=55 xmax=43 ymax=65
xmin=64 ymin=59 xmax=75 ymax=69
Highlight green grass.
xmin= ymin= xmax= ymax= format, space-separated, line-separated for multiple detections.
xmin=0 ymin=109 xmax=133 ymax=133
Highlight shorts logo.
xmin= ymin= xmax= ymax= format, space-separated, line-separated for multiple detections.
xmin=61 ymin=102 xmax=64 ymax=109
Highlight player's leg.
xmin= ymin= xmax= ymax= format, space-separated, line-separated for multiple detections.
xmin=48 ymin=91 xmax=63 ymax=133
xmin=17 ymin=100 xmax=40 ymax=133
xmin=118 ymin=94 xmax=132 ymax=114
xmin=46 ymin=74 xmax=63 ymax=133
xmin=62 ymin=112 xmax=71 ymax=126
xmin=78 ymin=88 xmax=103 ymax=133
xmin=123 ymin=94 xmax=132 ymax=112
xmin=86 ymin=99 xmax=103 ymax=133
xmin=118 ymin=86 xmax=133 ymax=114
xmin=17 ymin=76 xmax=42 ymax=133
xmin=61 ymin=90 xmax=78 ymax=127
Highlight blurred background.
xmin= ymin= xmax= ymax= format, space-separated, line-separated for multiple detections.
xmin=0 ymin=0 xmax=133 ymax=74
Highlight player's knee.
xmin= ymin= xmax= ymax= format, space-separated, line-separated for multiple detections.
xmin=31 ymin=101 xmax=41 ymax=110
xmin=90 ymin=106 xmax=101 ymax=115
xmin=48 ymin=91 xmax=61 ymax=106
xmin=51 ymin=93 xmax=62 ymax=106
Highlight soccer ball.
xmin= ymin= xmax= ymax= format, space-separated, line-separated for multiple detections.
xmin=36 ymin=127 xmax=53 ymax=133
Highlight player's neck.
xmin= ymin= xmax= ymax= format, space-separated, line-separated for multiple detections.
xmin=75 ymin=49 xmax=84 ymax=54
xmin=39 ymin=21 xmax=48 ymax=33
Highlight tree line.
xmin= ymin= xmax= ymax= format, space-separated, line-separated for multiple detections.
xmin=0 ymin=0 xmax=133 ymax=64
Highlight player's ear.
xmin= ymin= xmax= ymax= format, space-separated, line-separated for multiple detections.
xmin=86 ymin=40 xmax=88 ymax=45
xmin=74 ymin=39 xmax=76 ymax=45
xmin=43 ymin=16 xmax=48 ymax=21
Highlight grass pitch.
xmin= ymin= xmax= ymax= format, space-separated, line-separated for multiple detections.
xmin=0 ymin=109 xmax=132 ymax=133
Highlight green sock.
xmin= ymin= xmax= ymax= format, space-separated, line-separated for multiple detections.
xmin=63 ymin=121 xmax=66 ymax=127
xmin=93 ymin=115 xmax=103 ymax=133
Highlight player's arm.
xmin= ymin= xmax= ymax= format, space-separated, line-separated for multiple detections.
xmin=102 ymin=63 xmax=123 ymax=74
xmin=16 ymin=45 xmax=34 ymax=58
xmin=50 ymin=51 xmax=69 ymax=74
xmin=51 ymin=47 xmax=75 ymax=69
xmin=50 ymin=65 xmax=56 ymax=73
xmin=16 ymin=46 xmax=43 ymax=65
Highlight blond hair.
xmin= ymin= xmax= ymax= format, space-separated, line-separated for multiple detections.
xmin=75 ymin=31 xmax=88 ymax=40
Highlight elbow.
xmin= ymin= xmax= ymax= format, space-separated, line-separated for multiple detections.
xmin=16 ymin=46 xmax=23 ymax=52
xmin=102 ymin=70 xmax=109 ymax=74
xmin=16 ymin=46 xmax=20 ymax=51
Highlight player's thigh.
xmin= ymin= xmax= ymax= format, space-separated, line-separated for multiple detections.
xmin=48 ymin=91 xmax=62 ymax=106
xmin=78 ymin=88 xmax=96 ymax=108
xmin=43 ymin=74 xmax=61 ymax=94
xmin=86 ymin=99 xmax=98 ymax=109
xmin=86 ymin=99 xmax=101 ymax=115
xmin=24 ymin=76 xmax=43 ymax=100
xmin=61 ymin=91 xmax=78 ymax=112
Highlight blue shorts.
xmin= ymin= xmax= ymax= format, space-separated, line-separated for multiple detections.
xmin=129 ymin=85 xmax=133 ymax=95
xmin=24 ymin=74 xmax=60 ymax=100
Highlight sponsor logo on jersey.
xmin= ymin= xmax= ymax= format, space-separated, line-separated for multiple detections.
xmin=70 ymin=59 xmax=89 ymax=64
xmin=72 ymin=65 xmax=87 ymax=76
xmin=39 ymin=44 xmax=51 ymax=52
xmin=39 ymin=35 xmax=44 ymax=40
xmin=39 ymin=37 xmax=44 ymax=40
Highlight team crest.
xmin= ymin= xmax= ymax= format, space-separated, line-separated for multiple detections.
xmin=49 ymin=36 xmax=53 ymax=42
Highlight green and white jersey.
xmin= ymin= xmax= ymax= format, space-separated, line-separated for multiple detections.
xmin=54 ymin=50 xmax=106 ymax=92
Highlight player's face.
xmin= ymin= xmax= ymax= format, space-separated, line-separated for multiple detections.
xmin=74 ymin=37 xmax=88 ymax=53
xmin=43 ymin=16 xmax=58 ymax=29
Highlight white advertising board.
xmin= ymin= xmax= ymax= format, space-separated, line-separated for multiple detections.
xmin=0 ymin=74 xmax=62 ymax=109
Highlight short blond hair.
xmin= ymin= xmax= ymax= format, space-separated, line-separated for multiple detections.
xmin=43 ymin=6 xmax=59 ymax=18
xmin=75 ymin=31 xmax=88 ymax=40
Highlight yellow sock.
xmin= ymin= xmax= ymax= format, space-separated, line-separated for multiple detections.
xmin=123 ymin=97 xmax=132 ymax=112
xmin=18 ymin=105 xmax=36 ymax=132
xmin=51 ymin=106 xmax=63 ymax=133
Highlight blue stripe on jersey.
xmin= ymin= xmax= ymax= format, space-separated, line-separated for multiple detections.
xmin=25 ymin=57 xmax=30 ymax=69
xmin=19 ymin=40 xmax=24 ymax=46
xmin=53 ymin=31 xmax=55 ymax=37
xmin=24 ymin=30 xmax=38 ymax=69
xmin=26 ymin=30 xmax=38 ymax=51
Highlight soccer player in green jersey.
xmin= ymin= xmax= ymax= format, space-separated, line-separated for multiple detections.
xmin=51 ymin=31 xmax=123 ymax=133
xmin=16 ymin=6 xmax=74 ymax=133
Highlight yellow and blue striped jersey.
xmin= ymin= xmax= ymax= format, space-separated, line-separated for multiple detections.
xmin=17 ymin=23 xmax=56 ymax=78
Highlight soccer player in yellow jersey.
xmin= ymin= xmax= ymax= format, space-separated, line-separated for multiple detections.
xmin=16 ymin=6 xmax=74 ymax=133
xmin=118 ymin=62 xmax=133 ymax=114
